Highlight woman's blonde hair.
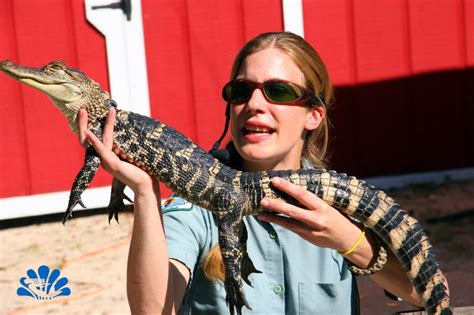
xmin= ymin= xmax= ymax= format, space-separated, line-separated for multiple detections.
xmin=202 ymin=32 xmax=334 ymax=281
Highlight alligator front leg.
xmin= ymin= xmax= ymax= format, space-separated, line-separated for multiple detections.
xmin=62 ymin=145 xmax=100 ymax=224
xmin=106 ymin=178 xmax=132 ymax=223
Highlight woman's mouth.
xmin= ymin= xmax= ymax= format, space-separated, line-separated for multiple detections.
xmin=242 ymin=125 xmax=275 ymax=142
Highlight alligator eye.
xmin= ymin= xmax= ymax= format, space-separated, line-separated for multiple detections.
xmin=49 ymin=64 xmax=63 ymax=71
xmin=48 ymin=61 xmax=65 ymax=71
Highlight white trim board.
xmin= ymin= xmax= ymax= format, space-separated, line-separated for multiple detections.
xmin=85 ymin=0 xmax=150 ymax=115
xmin=362 ymin=167 xmax=474 ymax=190
xmin=0 ymin=186 xmax=135 ymax=221
xmin=282 ymin=0 xmax=305 ymax=37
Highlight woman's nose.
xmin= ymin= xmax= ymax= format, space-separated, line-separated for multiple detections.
xmin=245 ymin=88 xmax=267 ymax=113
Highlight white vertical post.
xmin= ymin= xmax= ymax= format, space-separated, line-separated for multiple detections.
xmin=85 ymin=0 xmax=150 ymax=115
xmin=282 ymin=0 xmax=305 ymax=37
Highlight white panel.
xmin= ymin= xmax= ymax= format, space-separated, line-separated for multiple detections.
xmin=282 ymin=0 xmax=305 ymax=37
xmin=0 ymin=186 xmax=134 ymax=220
xmin=85 ymin=0 xmax=150 ymax=115
xmin=362 ymin=168 xmax=474 ymax=190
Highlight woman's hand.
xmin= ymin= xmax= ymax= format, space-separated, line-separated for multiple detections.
xmin=258 ymin=177 xmax=364 ymax=254
xmin=258 ymin=177 xmax=425 ymax=306
xmin=77 ymin=108 xmax=155 ymax=195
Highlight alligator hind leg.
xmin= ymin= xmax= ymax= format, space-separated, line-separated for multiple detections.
xmin=106 ymin=178 xmax=133 ymax=223
xmin=217 ymin=213 xmax=260 ymax=315
xmin=62 ymin=146 xmax=100 ymax=224
xmin=218 ymin=219 xmax=248 ymax=315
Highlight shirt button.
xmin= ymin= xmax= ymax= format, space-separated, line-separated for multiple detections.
xmin=273 ymin=284 xmax=283 ymax=294
xmin=269 ymin=231 xmax=277 ymax=239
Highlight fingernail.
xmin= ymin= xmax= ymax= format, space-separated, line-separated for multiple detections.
xmin=261 ymin=198 xmax=269 ymax=207
xmin=272 ymin=178 xmax=281 ymax=184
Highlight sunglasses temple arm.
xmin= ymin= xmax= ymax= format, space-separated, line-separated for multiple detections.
xmin=311 ymin=95 xmax=325 ymax=107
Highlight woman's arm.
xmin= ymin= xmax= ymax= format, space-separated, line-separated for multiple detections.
xmin=257 ymin=177 xmax=448 ymax=307
xmin=78 ymin=108 xmax=191 ymax=314
xmin=126 ymin=181 xmax=190 ymax=314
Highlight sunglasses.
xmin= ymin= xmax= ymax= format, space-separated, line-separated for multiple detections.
xmin=222 ymin=79 xmax=323 ymax=107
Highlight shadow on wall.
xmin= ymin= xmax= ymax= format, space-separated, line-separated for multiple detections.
xmin=328 ymin=67 xmax=474 ymax=177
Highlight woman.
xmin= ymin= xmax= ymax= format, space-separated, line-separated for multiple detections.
xmin=80 ymin=32 xmax=425 ymax=314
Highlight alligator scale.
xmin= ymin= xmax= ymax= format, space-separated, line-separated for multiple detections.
xmin=0 ymin=60 xmax=451 ymax=314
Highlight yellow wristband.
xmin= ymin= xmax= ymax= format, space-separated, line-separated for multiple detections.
xmin=338 ymin=228 xmax=366 ymax=256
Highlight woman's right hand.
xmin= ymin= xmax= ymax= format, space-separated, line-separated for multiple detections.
xmin=78 ymin=109 xmax=185 ymax=313
xmin=78 ymin=108 xmax=157 ymax=195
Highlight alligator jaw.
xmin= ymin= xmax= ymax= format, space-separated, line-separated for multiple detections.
xmin=0 ymin=60 xmax=83 ymax=103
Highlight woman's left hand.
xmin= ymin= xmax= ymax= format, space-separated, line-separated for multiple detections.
xmin=258 ymin=177 xmax=364 ymax=253
xmin=259 ymin=178 xmax=426 ymax=307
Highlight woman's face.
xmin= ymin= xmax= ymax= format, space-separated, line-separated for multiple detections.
xmin=230 ymin=47 xmax=324 ymax=171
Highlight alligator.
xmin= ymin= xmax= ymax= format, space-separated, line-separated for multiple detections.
xmin=0 ymin=60 xmax=451 ymax=314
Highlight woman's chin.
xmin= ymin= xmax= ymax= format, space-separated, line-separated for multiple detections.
xmin=238 ymin=143 xmax=274 ymax=160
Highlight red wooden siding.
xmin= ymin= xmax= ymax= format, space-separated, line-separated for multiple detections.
xmin=0 ymin=0 xmax=472 ymax=200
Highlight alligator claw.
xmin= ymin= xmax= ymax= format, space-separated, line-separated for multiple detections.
xmin=108 ymin=209 xmax=119 ymax=224
xmin=107 ymin=196 xmax=126 ymax=224
xmin=241 ymin=251 xmax=261 ymax=287
xmin=106 ymin=178 xmax=132 ymax=224
xmin=62 ymin=198 xmax=86 ymax=224
xmin=225 ymin=276 xmax=251 ymax=315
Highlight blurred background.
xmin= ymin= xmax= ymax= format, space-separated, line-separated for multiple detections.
xmin=0 ymin=0 xmax=472 ymax=314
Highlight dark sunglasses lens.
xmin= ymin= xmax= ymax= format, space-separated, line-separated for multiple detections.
xmin=224 ymin=81 xmax=252 ymax=104
xmin=264 ymin=81 xmax=303 ymax=103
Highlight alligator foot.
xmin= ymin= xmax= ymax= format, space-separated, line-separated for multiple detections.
xmin=106 ymin=178 xmax=132 ymax=223
xmin=62 ymin=196 xmax=86 ymax=224
xmin=225 ymin=275 xmax=250 ymax=315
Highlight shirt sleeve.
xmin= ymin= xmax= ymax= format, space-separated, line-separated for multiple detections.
xmin=162 ymin=198 xmax=211 ymax=275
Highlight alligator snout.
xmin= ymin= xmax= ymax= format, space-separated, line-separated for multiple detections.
xmin=0 ymin=60 xmax=13 ymax=69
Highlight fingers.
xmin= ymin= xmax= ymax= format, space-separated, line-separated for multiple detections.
xmin=102 ymin=108 xmax=116 ymax=149
xmin=259 ymin=177 xmax=330 ymax=227
xmin=259 ymin=212 xmax=312 ymax=235
xmin=261 ymin=195 xmax=315 ymax=226
xmin=267 ymin=177 xmax=327 ymax=211
xmin=85 ymin=130 xmax=114 ymax=162
xmin=78 ymin=109 xmax=88 ymax=146
xmin=84 ymin=130 xmax=104 ymax=153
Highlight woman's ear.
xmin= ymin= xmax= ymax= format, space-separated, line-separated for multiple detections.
xmin=305 ymin=106 xmax=325 ymax=130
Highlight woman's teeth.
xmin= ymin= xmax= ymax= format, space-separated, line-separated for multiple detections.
xmin=244 ymin=127 xmax=273 ymax=134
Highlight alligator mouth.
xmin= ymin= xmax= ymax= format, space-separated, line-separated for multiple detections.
xmin=0 ymin=60 xmax=82 ymax=103
xmin=0 ymin=60 xmax=68 ymax=85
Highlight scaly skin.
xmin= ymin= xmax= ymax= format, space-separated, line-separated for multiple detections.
xmin=0 ymin=60 xmax=451 ymax=314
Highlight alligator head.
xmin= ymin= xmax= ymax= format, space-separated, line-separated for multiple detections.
xmin=0 ymin=60 xmax=110 ymax=134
